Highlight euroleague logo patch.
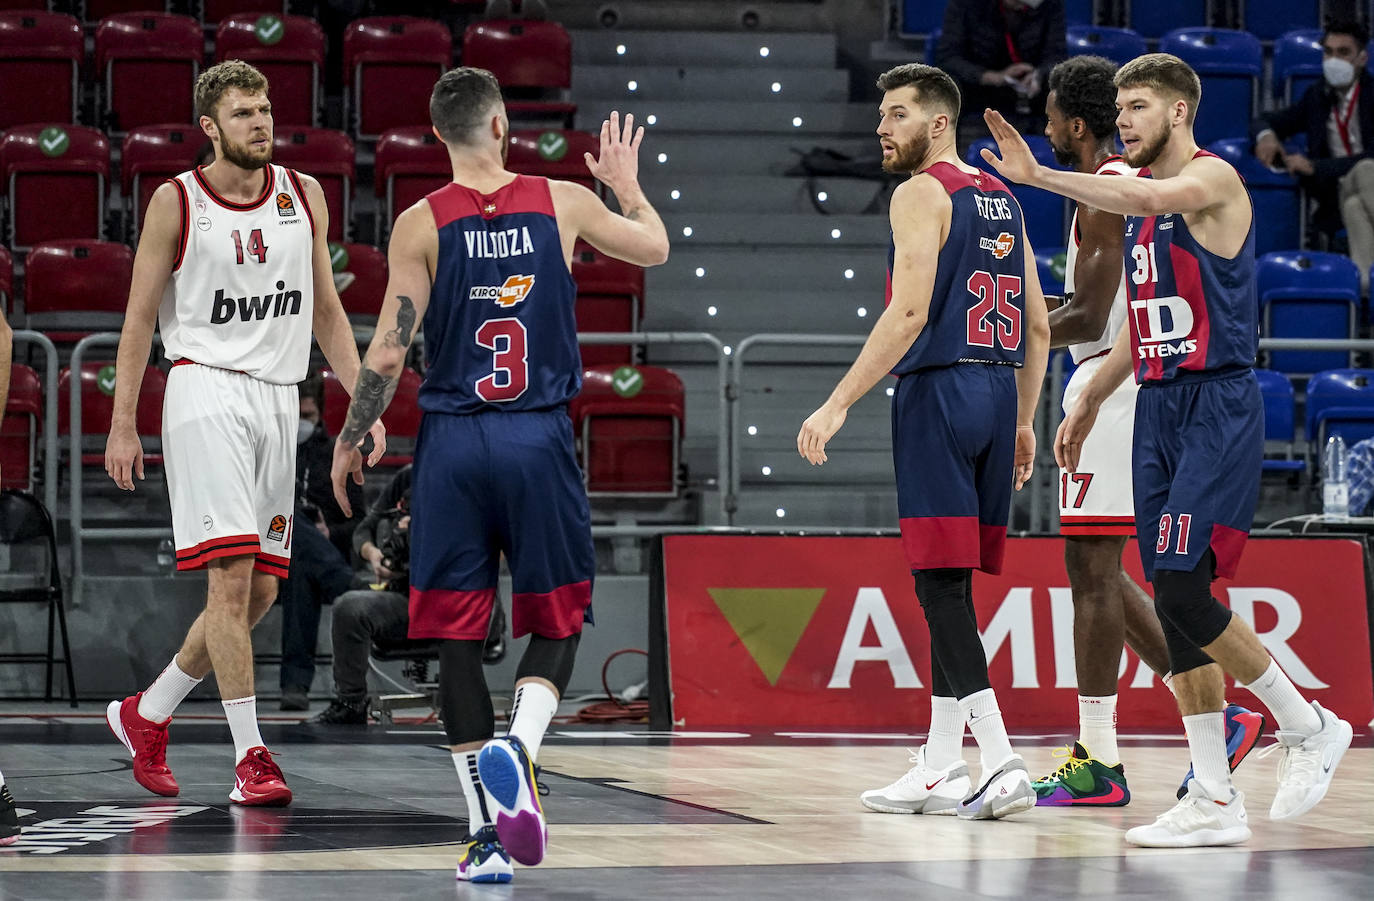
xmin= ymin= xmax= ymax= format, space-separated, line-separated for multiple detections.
xmin=267 ymin=514 xmax=288 ymax=542
xmin=979 ymin=231 xmax=1016 ymax=259
xmin=469 ymin=274 xmax=535 ymax=308
xmin=276 ymin=192 xmax=296 ymax=218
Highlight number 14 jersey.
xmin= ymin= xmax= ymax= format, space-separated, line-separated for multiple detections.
xmin=420 ymin=174 xmax=581 ymax=415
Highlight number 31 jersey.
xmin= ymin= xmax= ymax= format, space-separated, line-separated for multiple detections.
xmin=420 ymin=174 xmax=581 ymax=414
xmin=889 ymin=162 xmax=1028 ymax=375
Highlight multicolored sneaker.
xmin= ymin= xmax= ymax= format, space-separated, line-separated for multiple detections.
xmin=1 ymin=784 xmax=20 ymax=846
xmin=1176 ymin=704 xmax=1266 ymax=800
xmin=1033 ymin=742 xmax=1131 ymax=806
xmin=455 ymin=825 xmax=513 ymax=883
xmin=477 ymin=736 xmax=547 ymax=866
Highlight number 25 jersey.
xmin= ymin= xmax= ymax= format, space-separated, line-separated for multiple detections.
xmin=420 ymin=175 xmax=581 ymax=414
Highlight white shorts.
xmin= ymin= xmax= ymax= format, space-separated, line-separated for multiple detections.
xmin=1058 ymin=354 xmax=1138 ymax=536
xmin=163 ymin=362 xmax=297 ymax=577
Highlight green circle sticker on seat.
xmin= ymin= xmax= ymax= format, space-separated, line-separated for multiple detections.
xmin=254 ymin=15 xmax=284 ymax=45
xmin=1050 ymin=251 xmax=1067 ymax=282
xmin=96 ymin=365 xmax=117 ymax=397
xmin=611 ymin=365 xmax=643 ymax=398
xmin=536 ymin=131 xmax=568 ymax=162
xmin=328 ymin=242 xmax=348 ymax=272
xmin=37 ymin=126 xmax=69 ymax=158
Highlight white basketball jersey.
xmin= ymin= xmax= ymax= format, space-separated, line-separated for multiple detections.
xmin=160 ymin=164 xmax=315 ymax=385
xmin=1064 ymin=156 xmax=1135 ymax=364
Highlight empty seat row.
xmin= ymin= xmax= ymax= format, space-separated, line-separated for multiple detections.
xmin=907 ymin=0 xmax=1322 ymax=41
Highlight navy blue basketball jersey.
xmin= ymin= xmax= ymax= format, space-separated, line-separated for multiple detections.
xmin=1124 ymin=150 xmax=1258 ymax=383
xmin=419 ymin=175 xmax=580 ymax=414
xmin=889 ymin=162 xmax=1029 ymax=375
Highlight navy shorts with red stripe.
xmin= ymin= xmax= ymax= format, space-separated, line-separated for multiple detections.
xmin=893 ymin=363 xmax=1017 ymax=574
xmin=408 ymin=408 xmax=595 ymax=641
xmin=1132 ymin=368 xmax=1262 ymax=581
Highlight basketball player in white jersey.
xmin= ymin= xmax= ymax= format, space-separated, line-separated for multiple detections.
xmin=103 ymin=61 xmax=384 ymax=806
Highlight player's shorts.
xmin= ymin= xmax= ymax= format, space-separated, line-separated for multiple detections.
xmin=162 ymin=361 xmax=297 ymax=577
xmin=1058 ymin=354 xmax=1139 ymax=536
xmin=1132 ymin=368 xmax=1262 ymax=582
xmin=408 ymin=408 xmax=595 ymax=641
xmin=893 ymin=362 xmax=1017 ymax=574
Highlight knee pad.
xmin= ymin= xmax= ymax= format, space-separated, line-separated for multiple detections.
xmin=438 ymin=639 xmax=494 ymax=746
xmin=1152 ymin=557 xmax=1233 ymax=650
xmin=1154 ymin=598 xmax=1215 ymax=676
xmin=516 ymin=633 xmax=581 ymax=697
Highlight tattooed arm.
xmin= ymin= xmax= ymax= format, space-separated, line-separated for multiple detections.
xmin=331 ymin=201 xmax=437 ymax=514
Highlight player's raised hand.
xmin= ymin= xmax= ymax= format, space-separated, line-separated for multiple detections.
xmin=1013 ymin=426 xmax=1035 ymax=490
xmin=980 ymin=109 xmax=1041 ymax=185
xmin=798 ymin=402 xmax=846 ymax=466
xmin=330 ymin=435 xmax=364 ymax=517
xmin=105 ymin=426 xmax=145 ymax=491
xmin=584 ymin=111 xmax=644 ymax=195
xmin=1055 ymin=398 xmax=1100 ymax=472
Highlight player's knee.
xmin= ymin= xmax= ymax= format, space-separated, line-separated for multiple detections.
xmin=438 ymin=639 xmax=495 ymax=746
xmin=912 ymin=568 xmax=967 ymax=614
xmin=1152 ymin=562 xmax=1232 ymax=649
xmin=1063 ymin=537 xmax=1123 ymax=597
xmin=516 ymin=633 xmax=581 ymax=698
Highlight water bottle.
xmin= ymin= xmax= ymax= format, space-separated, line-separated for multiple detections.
xmin=1323 ymin=435 xmax=1350 ymax=520
xmin=157 ymin=538 xmax=175 ymax=573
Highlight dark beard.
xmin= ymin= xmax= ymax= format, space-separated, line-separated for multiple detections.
xmin=1124 ymin=120 xmax=1170 ymax=168
xmin=500 ymin=128 xmax=510 ymax=165
xmin=219 ymin=135 xmax=270 ymax=171
xmin=1050 ymin=139 xmax=1075 ymax=167
xmin=882 ymin=131 xmax=931 ymax=174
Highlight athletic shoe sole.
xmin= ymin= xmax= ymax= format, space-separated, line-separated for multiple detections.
xmin=1124 ymin=824 xmax=1252 ymax=848
xmin=860 ymin=785 xmax=967 ymax=815
xmin=229 ymin=784 xmax=293 ymax=807
xmin=478 ymin=740 xmax=548 ymax=866
xmin=106 ymin=699 xmax=179 ymax=798
xmin=1270 ymin=718 xmax=1353 ymax=821
xmin=0 ymin=836 xmax=17 ymax=847
xmin=959 ymin=764 xmax=1036 ymax=820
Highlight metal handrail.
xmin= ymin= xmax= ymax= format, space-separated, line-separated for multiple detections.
xmin=12 ymin=330 xmax=59 ymax=515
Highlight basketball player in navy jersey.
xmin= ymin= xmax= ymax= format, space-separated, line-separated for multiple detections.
xmin=799 ymin=63 xmax=1049 ymax=821
xmin=983 ymin=53 xmax=1354 ymax=847
xmin=329 ymin=68 xmax=668 ymax=882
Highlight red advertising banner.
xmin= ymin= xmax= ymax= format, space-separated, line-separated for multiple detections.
xmin=660 ymin=535 xmax=1374 ymax=730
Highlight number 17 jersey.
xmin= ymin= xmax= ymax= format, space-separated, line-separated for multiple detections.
xmin=420 ymin=174 xmax=581 ymax=414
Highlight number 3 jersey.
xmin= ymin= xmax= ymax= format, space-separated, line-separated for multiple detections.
xmin=1124 ymin=150 xmax=1257 ymax=383
xmin=420 ymin=174 xmax=580 ymax=414
xmin=889 ymin=162 xmax=1028 ymax=375
xmin=159 ymin=164 xmax=316 ymax=385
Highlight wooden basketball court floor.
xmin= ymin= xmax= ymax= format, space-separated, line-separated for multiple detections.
xmin=1 ymin=710 xmax=1370 ymax=900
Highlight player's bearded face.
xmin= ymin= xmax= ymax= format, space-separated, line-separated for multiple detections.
xmin=882 ymin=126 xmax=931 ymax=174
xmin=210 ymin=90 xmax=272 ymax=171
xmin=218 ymin=126 xmax=272 ymax=170
xmin=1123 ymin=115 xmax=1170 ymax=168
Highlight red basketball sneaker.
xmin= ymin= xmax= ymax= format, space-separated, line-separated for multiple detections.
xmin=230 ymin=747 xmax=292 ymax=807
xmin=106 ymin=693 xmax=179 ymax=797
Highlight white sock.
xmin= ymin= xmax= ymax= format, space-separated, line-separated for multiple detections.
xmin=925 ymin=696 xmax=964 ymax=768
xmin=0 ymin=766 xmax=5 ymax=786
xmin=1078 ymin=694 xmax=1119 ymax=764
xmin=1162 ymin=671 xmax=1175 ymax=694
xmin=222 ymin=697 xmax=265 ymax=762
xmin=1243 ymin=660 xmax=1323 ymax=735
xmin=960 ymin=688 xmax=1015 ymax=775
xmin=138 ymin=656 xmax=203 ymax=724
xmin=453 ymin=750 xmax=494 ymax=835
xmin=1182 ymin=711 xmax=1232 ymax=799
xmin=508 ymin=682 xmax=558 ymax=761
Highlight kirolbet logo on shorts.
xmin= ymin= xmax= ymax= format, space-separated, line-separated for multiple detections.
xmin=469 ymin=274 xmax=535 ymax=308
xmin=211 ymin=280 xmax=304 ymax=323
xmin=267 ymin=514 xmax=287 ymax=542
xmin=979 ymin=232 xmax=1016 ymax=259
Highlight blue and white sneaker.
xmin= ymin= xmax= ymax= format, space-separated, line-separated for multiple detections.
xmin=1176 ymin=704 xmax=1267 ymax=800
xmin=455 ymin=825 xmax=513 ymax=883
xmin=956 ymin=755 xmax=1035 ymax=820
xmin=477 ymin=736 xmax=548 ymax=866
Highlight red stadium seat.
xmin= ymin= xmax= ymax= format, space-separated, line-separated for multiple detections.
xmin=373 ymin=126 xmax=450 ymax=243
xmin=0 ymin=12 xmax=82 ymax=132
xmin=202 ymin=1 xmax=286 ymax=26
xmin=571 ymin=242 xmax=644 ymax=367
xmin=321 ymin=366 xmax=422 ymax=466
xmin=0 ymin=1 xmax=49 ymax=9
xmin=215 ymin=13 xmax=324 ymax=127
xmin=0 ymin=125 xmax=110 ymax=251
xmin=58 ymin=363 xmax=165 ymax=465
xmin=271 ymin=127 xmax=354 ymax=241
xmin=334 ymin=242 xmax=387 ymax=320
xmin=24 ymin=241 xmax=133 ymax=340
xmin=84 ymin=1 xmax=171 ymax=21
xmin=1 ymin=363 xmax=41 ymax=491
xmin=95 ymin=13 xmax=201 ymax=135
xmin=462 ymin=19 xmax=575 ymax=122
xmin=0 ymin=245 xmax=11 ymax=313
xmin=121 ymin=125 xmax=201 ymax=239
xmin=570 ymin=365 xmax=684 ymax=496
xmin=343 ymin=17 xmax=451 ymax=140
xmin=507 ymin=129 xmax=598 ymax=190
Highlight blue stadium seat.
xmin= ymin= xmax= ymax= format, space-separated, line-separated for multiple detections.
xmin=966 ymin=135 xmax=1069 ymax=249
xmin=900 ymin=0 xmax=945 ymax=37
xmin=1063 ymin=0 xmax=1093 ymax=27
xmin=1036 ymin=246 xmax=1067 ymax=297
xmin=1257 ymin=251 xmax=1359 ymax=376
xmin=1066 ymin=26 xmax=1146 ymax=67
xmin=1160 ymin=29 xmax=1262 ymax=147
xmin=1207 ymin=138 xmax=1302 ymax=258
xmin=1243 ymin=0 xmax=1321 ymax=42
xmin=1131 ymin=0 xmax=1205 ymax=40
xmin=1254 ymin=368 xmax=1306 ymax=473
xmin=1306 ymin=368 xmax=1374 ymax=447
xmin=926 ymin=27 xmax=940 ymax=66
xmin=1273 ymin=30 xmax=1323 ymax=104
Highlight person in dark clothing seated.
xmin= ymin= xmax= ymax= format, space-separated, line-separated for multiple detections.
xmin=312 ymin=465 xmax=507 ymax=725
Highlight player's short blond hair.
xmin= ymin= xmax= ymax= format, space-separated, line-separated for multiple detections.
xmin=1114 ymin=53 xmax=1201 ymax=125
xmin=195 ymin=60 xmax=269 ymax=122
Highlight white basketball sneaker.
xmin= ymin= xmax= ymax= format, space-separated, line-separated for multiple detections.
xmin=957 ymin=755 xmax=1035 ymax=820
xmin=1125 ymin=779 xmax=1251 ymax=848
xmin=1268 ymin=701 xmax=1353 ymax=821
xmin=860 ymin=746 xmax=971 ymax=815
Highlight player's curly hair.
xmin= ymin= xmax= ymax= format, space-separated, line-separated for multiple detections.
xmin=194 ymin=60 xmax=269 ymax=122
xmin=1048 ymin=56 xmax=1118 ymax=140
xmin=876 ymin=63 xmax=961 ymax=120
xmin=1115 ymin=53 xmax=1201 ymax=125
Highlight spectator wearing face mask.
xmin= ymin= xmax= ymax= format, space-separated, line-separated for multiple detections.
xmin=1254 ymin=19 xmax=1374 ymax=290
